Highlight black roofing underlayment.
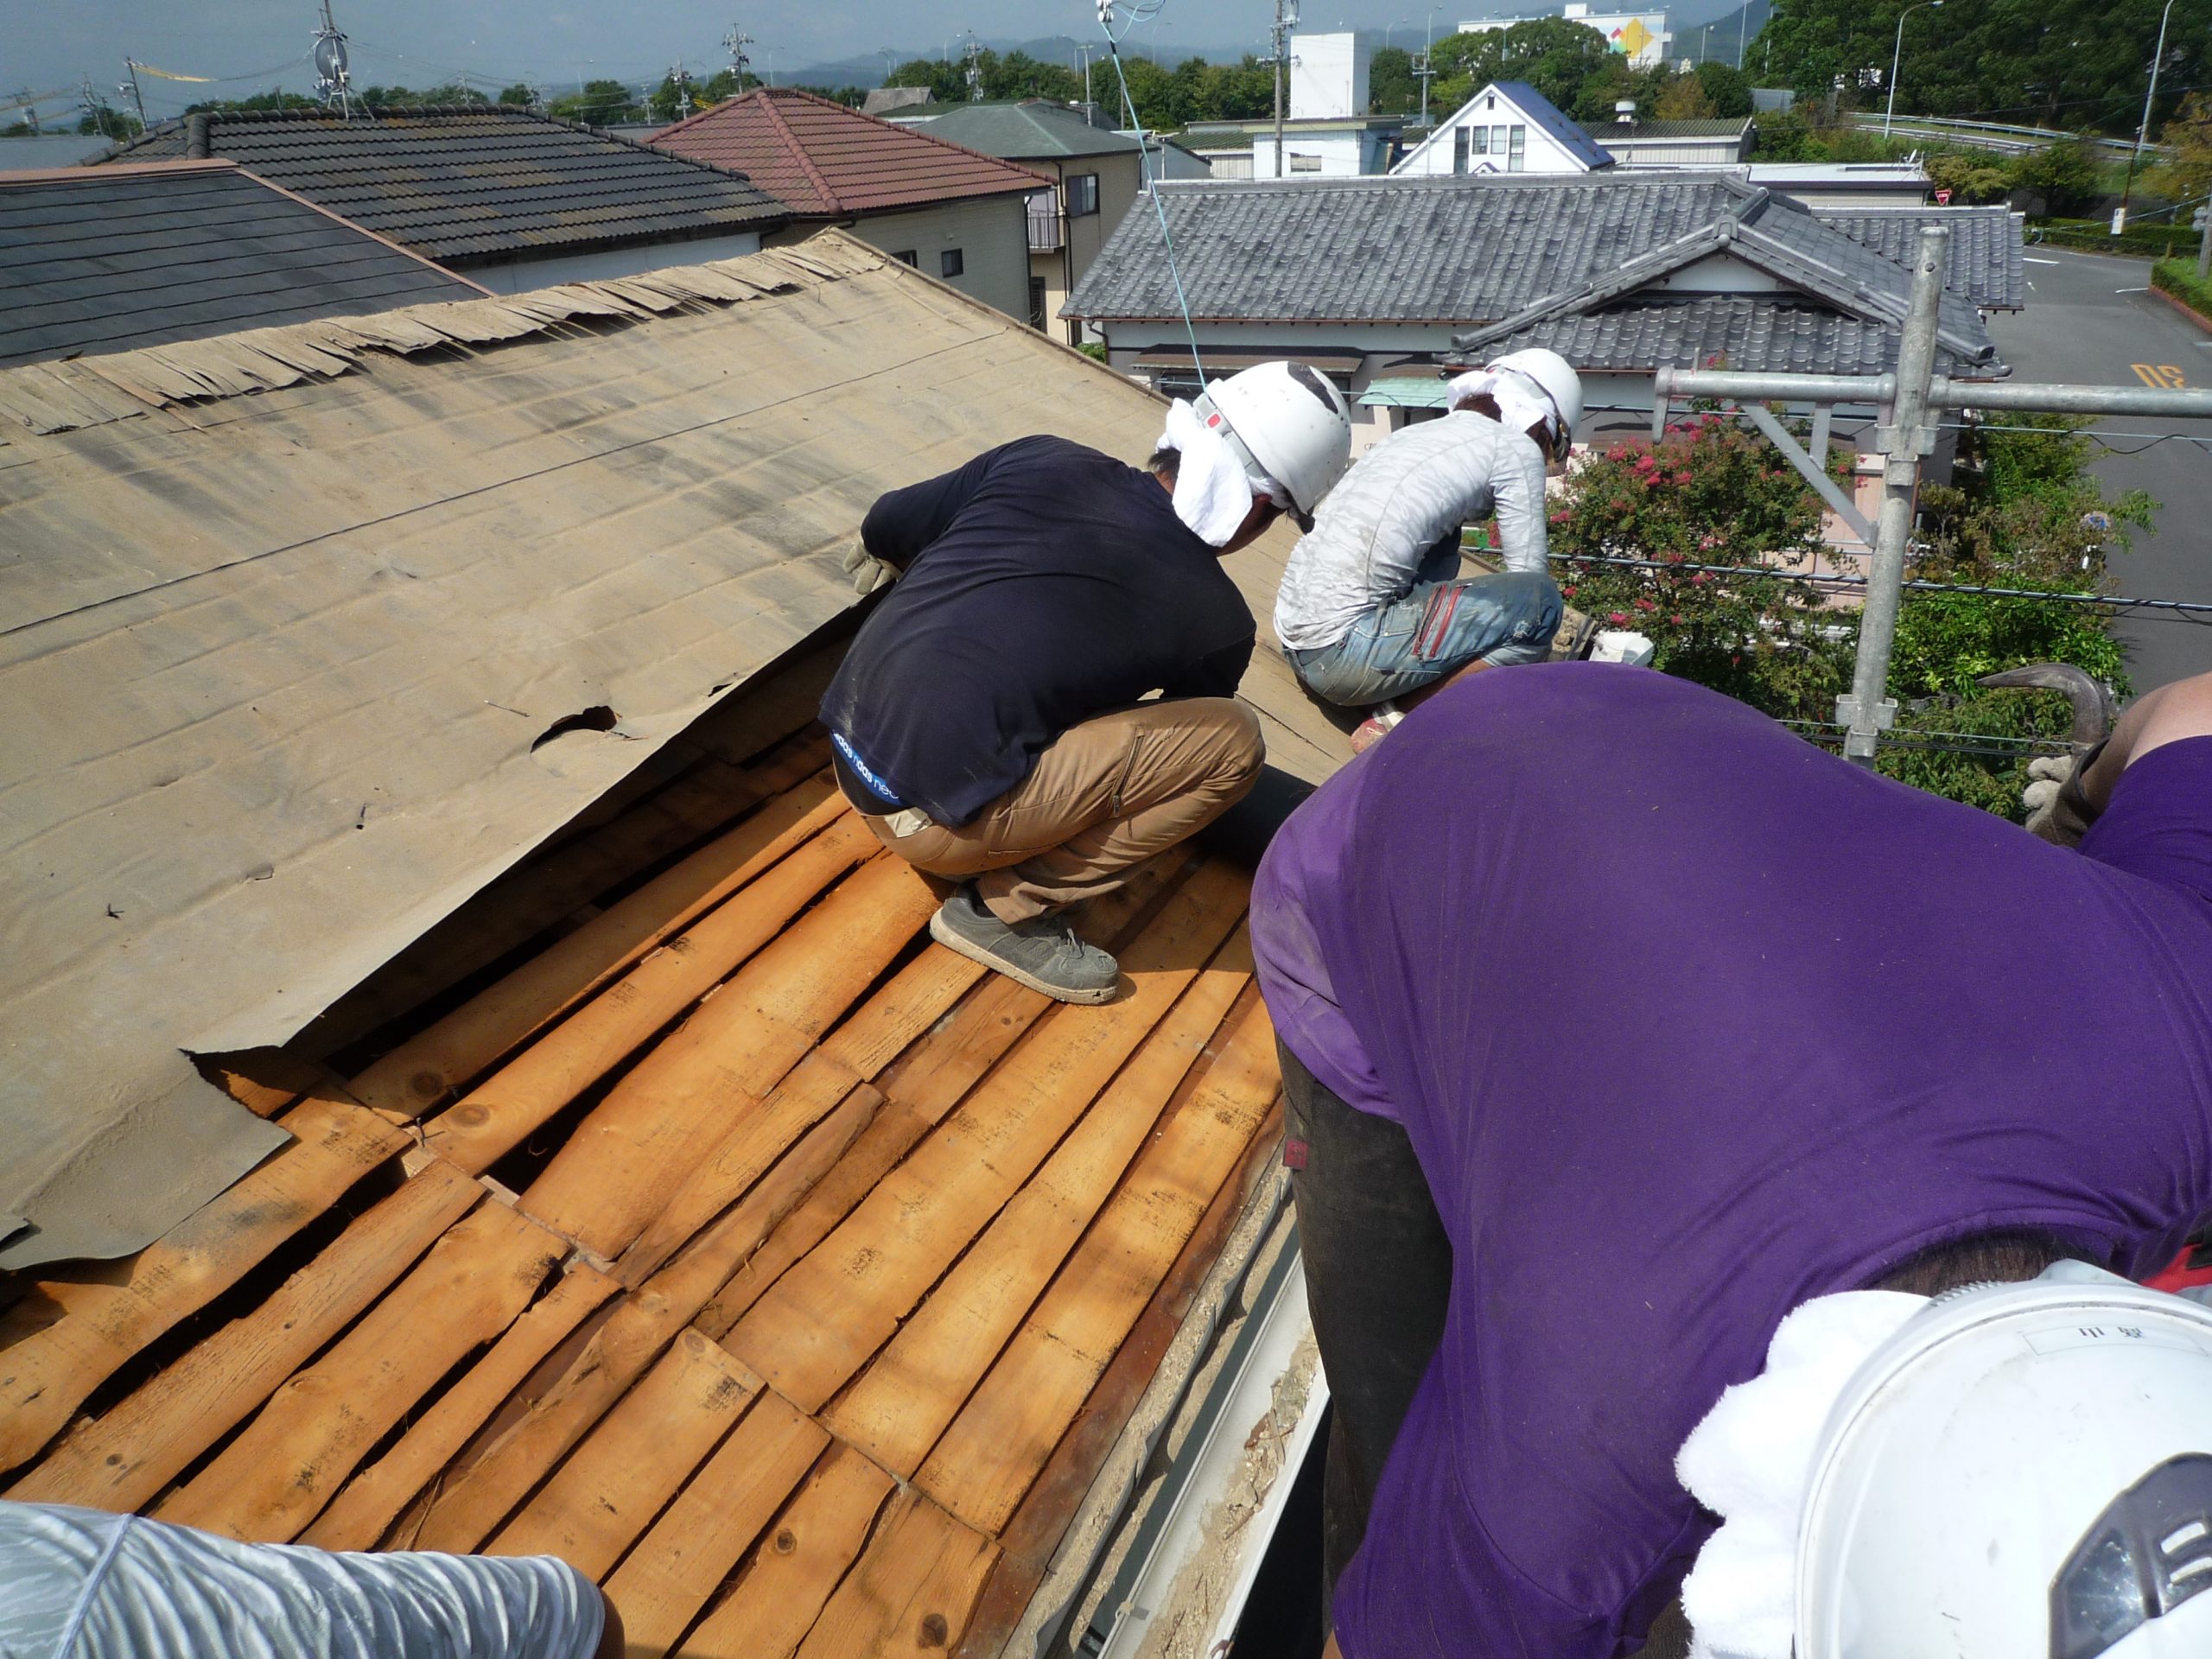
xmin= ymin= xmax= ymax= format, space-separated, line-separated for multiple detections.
xmin=99 ymin=107 xmax=787 ymax=265
xmin=0 ymin=165 xmax=482 ymax=369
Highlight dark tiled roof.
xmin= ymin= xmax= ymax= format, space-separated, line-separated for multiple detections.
xmin=0 ymin=160 xmax=482 ymax=369
xmin=1491 ymin=82 xmax=1618 ymax=169
xmin=1578 ymin=118 xmax=1753 ymax=141
xmin=1815 ymin=205 xmax=2025 ymax=310
xmin=1071 ymin=173 xmax=1746 ymax=322
xmin=652 ymin=88 xmax=1047 ymax=217
xmin=97 ymin=106 xmax=787 ymax=266
xmin=1069 ymin=171 xmax=2003 ymax=372
xmin=1469 ymin=294 xmax=1998 ymax=377
xmin=904 ymin=101 xmax=1142 ymax=160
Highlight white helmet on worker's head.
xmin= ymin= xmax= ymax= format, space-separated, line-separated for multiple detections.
xmin=1192 ymin=359 xmax=1352 ymax=529
xmin=1796 ymin=1263 xmax=2212 ymax=1659
xmin=1485 ymin=347 xmax=1583 ymax=460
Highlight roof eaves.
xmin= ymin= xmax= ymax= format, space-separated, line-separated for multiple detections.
xmin=1448 ymin=222 xmax=1736 ymax=353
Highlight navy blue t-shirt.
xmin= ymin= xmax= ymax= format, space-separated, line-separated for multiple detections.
xmin=819 ymin=435 xmax=1255 ymax=826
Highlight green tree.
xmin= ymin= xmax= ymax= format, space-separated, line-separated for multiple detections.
xmin=2013 ymin=137 xmax=2104 ymax=214
xmin=1655 ymin=71 xmax=1719 ymax=120
xmin=1370 ymin=45 xmax=1420 ymax=114
xmin=886 ymin=57 xmax=965 ymax=101
xmin=1693 ymin=60 xmax=1753 ymax=118
xmin=2145 ymin=91 xmax=2212 ymax=205
xmin=1924 ymin=149 xmax=2014 ymax=202
xmin=1750 ymin=0 xmax=2211 ymax=135
xmin=497 ymin=82 xmax=535 ymax=106
xmin=550 ymin=79 xmax=642 ymax=125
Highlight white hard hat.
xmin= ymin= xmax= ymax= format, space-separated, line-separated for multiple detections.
xmin=1796 ymin=1263 xmax=2212 ymax=1659
xmin=1486 ymin=347 xmax=1583 ymax=457
xmin=1192 ymin=360 xmax=1352 ymax=527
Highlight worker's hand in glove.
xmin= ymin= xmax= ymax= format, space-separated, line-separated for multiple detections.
xmin=2021 ymin=748 xmax=2102 ymax=849
xmin=841 ymin=538 xmax=899 ymax=596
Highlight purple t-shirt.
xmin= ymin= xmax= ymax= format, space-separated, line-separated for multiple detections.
xmin=1250 ymin=664 xmax=2212 ymax=1659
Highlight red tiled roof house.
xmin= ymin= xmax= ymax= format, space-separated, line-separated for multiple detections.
xmin=653 ymin=88 xmax=1052 ymax=325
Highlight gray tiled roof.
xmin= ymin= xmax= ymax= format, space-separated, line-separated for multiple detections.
xmin=1815 ymin=206 xmax=2025 ymax=310
xmin=1471 ymin=295 xmax=1998 ymax=377
xmin=0 ymin=161 xmax=481 ymax=369
xmin=1578 ymin=118 xmax=1753 ymax=141
xmin=1069 ymin=171 xmax=2003 ymax=372
xmin=903 ymin=101 xmax=1142 ymax=160
xmin=96 ymin=107 xmax=787 ymax=267
xmin=1070 ymin=173 xmax=1750 ymax=323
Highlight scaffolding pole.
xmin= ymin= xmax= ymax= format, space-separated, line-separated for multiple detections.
xmin=1647 ymin=247 xmax=2212 ymax=767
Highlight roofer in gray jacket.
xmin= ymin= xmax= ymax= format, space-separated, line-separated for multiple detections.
xmin=1273 ymin=349 xmax=1580 ymax=751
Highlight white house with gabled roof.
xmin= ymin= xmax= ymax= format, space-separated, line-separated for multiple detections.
xmin=1393 ymin=80 xmax=1616 ymax=177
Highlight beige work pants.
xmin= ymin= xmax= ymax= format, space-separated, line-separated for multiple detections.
xmin=860 ymin=698 xmax=1263 ymax=924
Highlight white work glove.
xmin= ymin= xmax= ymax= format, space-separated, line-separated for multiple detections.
xmin=2022 ymin=752 xmax=2100 ymax=848
xmin=841 ymin=537 xmax=899 ymax=596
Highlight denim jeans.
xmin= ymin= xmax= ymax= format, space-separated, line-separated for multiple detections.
xmin=1287 ymin=541 xmax=1562 ymax=709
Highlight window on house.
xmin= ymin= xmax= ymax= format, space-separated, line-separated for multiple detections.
xmin=940 ymin=248 xmax=964 ymax=278
xmin=1066 ymin=172 xmax=1100 ymax=216
xmin=1492 ymin=125 xmax=1510 ymax=156
xmin=1452 ymin=127 xmax=1470 ymax=175
xmin=893 ymin=250 xmax=918 ymax=267
xmin=1289 ymin=153 xmax=1322 ymax=172
xmin=1028 ymin=276 xmax=1047 ymax=330
xmin=1470 ymin=126 xmax=1491 ymax=155
xmin=1509 ymin=126 xmax=1526 ymax=171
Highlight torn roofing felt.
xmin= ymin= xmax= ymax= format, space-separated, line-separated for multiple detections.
xmin=0 ymin=228 xmax=1231 ymax=1270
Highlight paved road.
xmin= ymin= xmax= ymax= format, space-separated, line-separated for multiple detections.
xmin=1983 ymin=249 xmax=2212 ymax=691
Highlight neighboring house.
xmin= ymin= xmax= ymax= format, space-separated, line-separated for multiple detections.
xmin=1065 ymin=173 xmax=2013 ymax=457
xmin=0 ymin=159 xmax=483 ymax=369
xmin=1579 ymin=114 xmax=1755 ymax=166
xmin=93 ymin=105 xmax=788 ymax=294
xmin=1185 ymin=115 xmax=1411 ymax=181
xmin=1736 ymin=161 xmax=1932 ymax=206
xmin=899 ymin=100 xmax=1144 ymax=345
xmin=651 ymin=87 xmax=1048 ymax=322
xmin=1394 ymin=80 xmax=1614 ymax=176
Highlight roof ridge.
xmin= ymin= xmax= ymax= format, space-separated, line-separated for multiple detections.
xmin=753 ymin=88 xmax=842 ymax=213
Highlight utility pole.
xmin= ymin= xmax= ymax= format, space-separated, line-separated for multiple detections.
xmin=1413 ymin=8 xmax=1438 ymax=130
xmin=1268 ymin=0 xmax=1300 ymax=177
xmin=2116 ymin=0 xmax=2177 ymax=234
xmin=2196 ymin=197 xmax=2210 ymax=282
xmin=79 ymin=76 xmax=109 ymax=139
xmin=1838 ymin=225 xmax=1948 ymax=767
xmin=724 ymin=23 xmax=754 ymax=92
xmin=118 ymin=60 xmax=147 ymax=131
xmin=964 ymin=34 xmax=985 ymax=101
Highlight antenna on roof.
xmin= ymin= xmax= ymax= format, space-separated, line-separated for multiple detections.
xmin=312 ymin=0 xmax=353 ymax=118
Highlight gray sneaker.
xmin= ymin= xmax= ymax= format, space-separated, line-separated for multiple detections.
xmin=929 ymin=887 xmax=1121 ymax=1005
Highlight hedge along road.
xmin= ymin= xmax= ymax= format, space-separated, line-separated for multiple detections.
xmin=1985 ymin=247 xmax=2212 ymax=691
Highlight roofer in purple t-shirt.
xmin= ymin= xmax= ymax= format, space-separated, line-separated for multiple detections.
xmin=1251 ymin=661 xmax=2212 ymax=1659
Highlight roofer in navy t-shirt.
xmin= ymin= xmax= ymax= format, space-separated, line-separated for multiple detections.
xmin=822 ymin=361 xmax=1352 ymax=1005
xmin=1250 ymin=661 xmax=2212 ymax=1659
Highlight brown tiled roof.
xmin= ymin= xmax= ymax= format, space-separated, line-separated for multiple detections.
xmin=651 ymin=87 xmax=1049 ymax=218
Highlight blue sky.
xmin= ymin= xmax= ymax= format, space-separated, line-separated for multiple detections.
xmin=9 ymin=0 xmax=1461 ymax=122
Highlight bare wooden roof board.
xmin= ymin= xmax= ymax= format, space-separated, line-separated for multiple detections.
xmin=0 ymin=752 xmax=1289 ymax=1659
xmin=0 ymin=159 xmax=486 ymax=368
xmin=0 ymin=228 xmax=1344 ymax=1270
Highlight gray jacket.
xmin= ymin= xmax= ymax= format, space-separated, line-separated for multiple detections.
xmin=1273 ymin=410 xmax=1549 ymax=652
